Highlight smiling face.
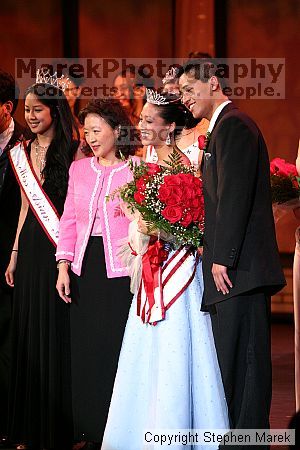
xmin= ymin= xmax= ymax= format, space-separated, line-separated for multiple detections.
xmin=84 ymin=113 xmax=118 ymax=163
xmin=179 ymin=70 xmax=213 ymax=120
xmin=138 ymin=102 xmax=172 ymax=147
xmin=24 ymin=93 xmax=55 ymax=136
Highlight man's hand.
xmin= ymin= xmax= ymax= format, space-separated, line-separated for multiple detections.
xmin=212 ymin=263 xmax=233 ymax=295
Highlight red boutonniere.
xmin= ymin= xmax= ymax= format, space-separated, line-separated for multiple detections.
xmin=198 ymin=131 xmax=211 ymax=154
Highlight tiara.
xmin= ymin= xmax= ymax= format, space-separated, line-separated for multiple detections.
xmin=162 ymin=67 xmax=179 ymax=84
xmin=35 ymin=68 xmax=71 ymax=92
xmin=146 ymin=88 xmax=170 ymax=105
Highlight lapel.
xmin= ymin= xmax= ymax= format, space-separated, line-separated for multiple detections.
xmin=209 ymin=102 xmax=238 ymax=139
xmin=201 ymin=103 xmax=238 ymax=175
xmin=0 ymin=122 xmax=28 ymax=195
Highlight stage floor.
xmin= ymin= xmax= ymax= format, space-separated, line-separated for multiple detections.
xmin=1 ymin=320 xmax=295 ymax=450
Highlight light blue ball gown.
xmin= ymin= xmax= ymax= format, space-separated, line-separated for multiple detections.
xmin=101 ymin=238 xmax=229 ymax=449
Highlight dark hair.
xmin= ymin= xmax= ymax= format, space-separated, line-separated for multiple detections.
xmin=149 ymin=91 xmax=187 ymax=141
xmin=78 ymin=98 xmax=140 ymax=158
xmin=25 ymin=83 xmax=79 ymax=198
xmin=161 ymin=67 xmax=199 ymax=129
xmin=183 ymin=57 xmax=227 ymax=89
xmin=0 ymin=69 xmax=19 ymax=114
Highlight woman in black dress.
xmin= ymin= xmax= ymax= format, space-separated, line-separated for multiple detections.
xmin=5 ymin=76 xmax=79 ymax=450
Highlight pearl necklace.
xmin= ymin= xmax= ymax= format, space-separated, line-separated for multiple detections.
xmin=34 ymin=139 xmax=49 ymax=178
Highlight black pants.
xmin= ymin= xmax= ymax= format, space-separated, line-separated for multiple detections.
xmin=210 ymin=291 xmax=271 ymax=450
xmin=70 ymin=237 xmax=132 ymax=443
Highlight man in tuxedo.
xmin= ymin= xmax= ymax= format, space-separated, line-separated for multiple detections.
xmin=179 ymin=60 xmax=285 ymax=446
xmin=0 ymin=69 xmax=30 ymax=442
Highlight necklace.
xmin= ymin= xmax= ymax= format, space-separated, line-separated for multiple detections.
xmin=34 ymin=139 xmax=49 ymax=178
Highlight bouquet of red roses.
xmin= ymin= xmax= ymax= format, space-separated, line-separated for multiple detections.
xmin=114 ymin=151 xmax=205 ymax=248
xmin=270 ymin=157 xmax=300 ymax=204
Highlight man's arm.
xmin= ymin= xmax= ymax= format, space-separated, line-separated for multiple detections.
xmin=213 ymin=116 xmax=259 ymax=269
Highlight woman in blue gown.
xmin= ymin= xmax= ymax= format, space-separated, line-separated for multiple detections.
xmin=101 ymin=91 xmax=229 ymax=450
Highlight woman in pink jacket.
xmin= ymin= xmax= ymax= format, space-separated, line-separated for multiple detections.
xmin=56 ymin=99 xmax=139 ymax=450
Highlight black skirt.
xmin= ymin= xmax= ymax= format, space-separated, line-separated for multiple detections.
xmin=70 ymin=237 xmax=132 ymax=442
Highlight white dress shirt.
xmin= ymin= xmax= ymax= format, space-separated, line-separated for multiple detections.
xmin=0 ymin=118 xmax=15 ymax=157
xmin=207 ymin=100 xmax=232 ymax=134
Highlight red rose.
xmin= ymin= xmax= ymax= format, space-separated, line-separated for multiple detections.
xmin=166 ymin=193 xmax=182 ymax=206
xmin=158 ymin=185 xmax=172 ymax=203
xmin=163 ymin=174 xmax=182 ymax=186
xmin=191 ymin=207 xmax=205 ymax=223
xmin=182 ymin=185 xmax=194 ymax=201
xmin=189 ymin=197 xmax=203 ymax=209
xmin=158 ymin=184 xmax=182 ymax=205
xmin=161 ymin=205 xmax=183 ymax=223
xmin=135 ymin=176 xmax=147 ymax=192
xmin=180 ymin=211 xmax=193 ymax=227
xmin=270 ymin=158 xmax=298 ymax=177
xmin=178 ymin=173 xmax=194 ymax=185
xmin=198 ymin=135 xmax=206 ymax=150
xmin=192 ymin=177 xmax=202 ymax=188
xmin=134 ymin=191 xmax=145 ymax=204
xmin=146 ymin=163 xmax=161 ymax=176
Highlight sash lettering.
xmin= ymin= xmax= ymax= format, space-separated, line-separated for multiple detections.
xmin=9 ymin=141 xmax=60 ymax=247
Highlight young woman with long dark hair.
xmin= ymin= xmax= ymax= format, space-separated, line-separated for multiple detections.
xmin=5 ymin=77 xmax=79 ymax=450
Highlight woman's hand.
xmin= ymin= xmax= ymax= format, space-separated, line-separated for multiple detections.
xmin=5 ymin=252 xmax=18 ymax=287
xmin=197 ymin=247 xmax=203 ymax=257
xmin=56 ymin=263 xmax=72 ymax=304
xmin=137 ymin=217 xmax=158 ymax=236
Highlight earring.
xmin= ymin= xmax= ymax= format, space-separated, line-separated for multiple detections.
xmin=165 ymin=132 xmax=171 ymax=145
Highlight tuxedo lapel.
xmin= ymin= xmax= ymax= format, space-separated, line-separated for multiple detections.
xmin=208 ymin=103 xmax=237 ymax=137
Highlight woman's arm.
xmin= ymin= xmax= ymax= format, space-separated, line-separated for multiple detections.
xmin=56 ymin=162 xmax=77 ymax=303
xmin=5 ymin=190 xmax=29 ymax=287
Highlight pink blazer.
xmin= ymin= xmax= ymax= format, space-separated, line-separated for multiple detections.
xmin=56 ymin=156 xmax=139 ymax=277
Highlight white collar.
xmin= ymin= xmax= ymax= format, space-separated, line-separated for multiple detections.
xmin=0 ymin=118 xmax=15 ymax=146
xmin=207 ymin=100 xmax=232 ymax=133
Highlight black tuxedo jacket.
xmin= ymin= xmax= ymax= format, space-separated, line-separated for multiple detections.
xmin=202 ymin=103 xmax=286 ymax=307
xmin=0 ymin=121 xmax=31 ymax=288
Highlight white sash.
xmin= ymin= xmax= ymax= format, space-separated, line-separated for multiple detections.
xmin=138 ymin=245 xmax=197 ymax=324
xmin=9 ymin=141 xmax=60 ymax=247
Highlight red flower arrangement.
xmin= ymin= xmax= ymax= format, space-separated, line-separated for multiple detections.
xmin=112 ymin=152 xmax=205 ymax=248
xmin=270 ymin=157 xmax=300 ymax=204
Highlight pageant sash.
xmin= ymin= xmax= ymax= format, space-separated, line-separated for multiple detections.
xmin=9 ymin=141 xmax=60 ymax=247
xmin=137 ymin=244 xmax=198 ymax=324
